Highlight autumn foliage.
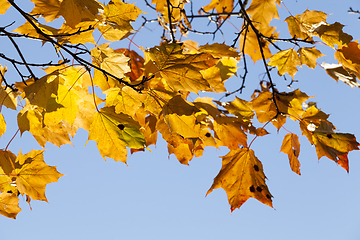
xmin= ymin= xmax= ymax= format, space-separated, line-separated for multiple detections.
xmin=0 ymin=0 xmax=359 ymax=218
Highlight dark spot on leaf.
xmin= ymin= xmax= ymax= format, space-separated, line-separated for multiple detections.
xmin=117 ymin=124 xmax=125 ymax=130
xmin=256 ymin=187 xmax=262 ymax=192
xmin=11 ymin=177 xmax=16 ymax=181
xmin=254 ymin=165 xmax=259 ymax=171
xmin=7 ymin=190 xmax=12 ymax=194
xmin=327 ymin=134 xmax=333 ymax=139
xmin=266 ymin=194 xmax=271 ymax=199
xmin=205 ymin=132 xmax=211 ymax=138
xmin=249 ymin=185 xmax=255 ymax=192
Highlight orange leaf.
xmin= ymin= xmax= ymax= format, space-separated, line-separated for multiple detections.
xmin=207 ymin=148 xmax=273 ymax=212
xmin=280 ymin=133 xmax=301 ymax=175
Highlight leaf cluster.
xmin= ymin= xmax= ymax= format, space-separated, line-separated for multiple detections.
xmin=0 ymin=0 xmax=359 ymax=218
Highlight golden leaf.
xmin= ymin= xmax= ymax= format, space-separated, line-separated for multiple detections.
xmin=13 ymin=150 xmax=63 ymax=202
xmin=57 ymin=21 xmax=96 ymax=45
xmin=298 ymin=47 xmax=324 ymax=69
xmin=97 ymin=0 xmax=142 ymax=41
xmin=0 ymin=0 xmax=11 ymax=14
xmin=59 ymin=0 xmax=103 ymax=28
xmin=104 ymin=86 xmax=145 ymax=117
xmin=213 ymin=117 xmax=248 ymax=149
xmin=87 ymin=107 xmax=145 ymax=163
xmin=30 ymin=0 xmax=61 ymax=22
xmin=315 ymin=22 xmax=353 ymax=49
xmin=321 ymin=63 xmax=359 ymax=88
xmin=13 ymin=21 xmax=58 ymax=40
xmin=162 ymin=95 xmax=201 ymax=138
xmin=246 ymin=0 xmax=279 ymax=28
xmin=215 ymin=97 xmax=254 ymax=121
xmin=202 ymin=0 xmax=233 ymax=14
xmin=146 ymin=42 xmax=217 ymax=93
xmin=335 ymin=41 xmax=360 ymax=79
xmin=0 ymin=113 xmax=6 ymax=138
xmin=207 ymin=148 xmax=273 ymax=212
xmin=280 ymin=133 xmax=301 ymax=175
xmin=268 ymin=48 xmax=301 ymax=78
xmin=0 ymin=192 xmax=21 ymax=219
xmin=312 ymin=128 xmax=359 ymax=172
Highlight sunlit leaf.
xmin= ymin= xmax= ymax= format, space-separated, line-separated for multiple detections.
xmin=280 ymin=133 xmax=301 ymax=175
xmin=207 ymin=148 xmax=273 ymax=212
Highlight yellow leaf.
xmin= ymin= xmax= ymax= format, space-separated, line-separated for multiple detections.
xmin=298 ymin=10 xmax=327 ymax=34
xmin=162 ymin=95 xmax=201 ymax=138
xmin=280 ymin=133 xmax=301 ymax=175
xmin=240 ymin=24 xmax=276 ymax=63
xmin=57 ymin=21 xmax=96 ymax=45
xmin=198 ymin=43 xmax=240 ymax=59
xmin=147 ymin=42 xmax=217 ymax=93
xmin=91 ymin=44 xmax=131 ymax=90
xmin=215 ymin=97 xmax=254 ymax=121
xmin=315 ymin=22 xmax=353 ymax=49
xmin=207 ymin=148 xmax=273 ymax=212
xmin=268 ymin=48 xmax=301 ymax=78
xmin=30 ymin=0 xmax=61 ymax=22
xmin=13 ymin=21 xmax=58 ymax=40
xmin=0 ymin=113 xmax=6 ymax=138
xmin=87 ymin=107 xmax=146 ymax=163
xmin=104 ymin=87 xmax=145 ymax=117
xmin=0 ymin=192 xmax=21 ymax=219
xmin=97 ymin=0 xmax=142 ymax=41
xmin=202 ymin=0 xmax=233 ymax=14
xmin=13 ymin=150 xmax=63 ymax=202
xmin=298 ymin=47 xmax=324 ymax=69
xmin=0 ymin=150 xmax=17 ymax=194
xmin=284 ymin=15 xmax=311 ymax=40
xmin=312 ymin=127 xmax=359 ymax=172
xmin=59 ymin=0 xmax=103 ymax=28
xmin=151 ymin=0 xmax=187 ymax=23
xmin=0 ymin=0 xmax=11 ymax=14
xmin=246 ymin=0 xmax=279 ymax=28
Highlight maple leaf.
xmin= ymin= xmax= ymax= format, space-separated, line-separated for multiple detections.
xmin=0 ymin=65 xmax=18 ymax=110
xmin=156 ymin=115 xmax=195 ymax=165
xmin=268 ymin=48 xmax=301 ymax=78
xmin=13 ymin=150 xmax=63 ymax=202
xmin=104 ymin=86 xmax=145 ymax=117
xmin=87 ymin=107 xmax=145 ymax=163
xmin=240 ymin=24 xmax=277 ymax=63
xmin=91 ymin=43 xmax=131 ymax=90
xmin=298 ymin=47 xmax=324 ymax=69
xmin=13 ymin=21 xmax=58 ymax=41
xmin=198 ymin=43 xmax=240 ymax=59
xmin=57 ymin=21 xmax=96 ymax=45
xmin=147 ymin=42 xmax=218 ymax=93
xmin=281 ymin=133 xmax=301 ymax=175
xmin=215 ymin=97 xmax=254 ymax=121
xmin=152 ymin=0 xmax=187 ymax=23
xmin=30 ymin=0 xmax=61 ymax=22
xmin=213 ymin=117 xmax=248 ymax=149
xmin=0 ymin=150 xmax=17 ymax=194
xmin=312 ymin=126 xmax=359 ymax=172
xmin=97 ymin=0 xmax=142 ymax=41
xmin=285 ymin=15 xmax=312 ymax=41
xmin=315 ymin=22 xmax=353 ymax=49
xmin=207 ymin=148 xmax=273 ymax=212
xmin=59 ymin=0 xmax=103 ymax=28
xmin=0 ymin=113 xmax=6 ymax=138
xmin=321 ymin=63 xmax=359 ymax=88
xmin=297 ymin=10 xmax=327 ymax=35
xmin=334 ymin=41 xmax=360 ymax=80
xmin=0 ymin=192 xmax=21 ymax=219
xmin=202 ymin=0 xmax=233 ymax=14
xmin=115 ymin=49 xmax=145 ymax=82
xmin=0 ymin=0 xmax=11 ymax=14
xmin=162 ymin=95 xmax=201 ymax=138
xmin=246 ymin=0 xmax=279 ymax=29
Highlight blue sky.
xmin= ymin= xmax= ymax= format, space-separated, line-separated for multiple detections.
xmin=0 ymin=0 xmax=360 ymax=239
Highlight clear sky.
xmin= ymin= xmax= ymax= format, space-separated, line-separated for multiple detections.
xmin=0 ymin=0 xmax=360 ymax=239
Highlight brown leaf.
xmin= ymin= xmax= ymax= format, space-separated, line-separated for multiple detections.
xmin=280 ymin=133 xmax=301 ymax=175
